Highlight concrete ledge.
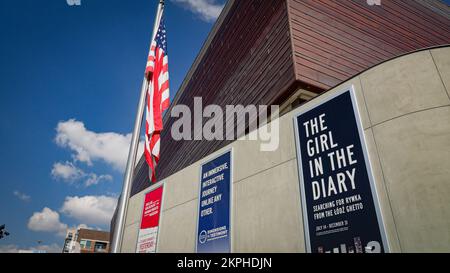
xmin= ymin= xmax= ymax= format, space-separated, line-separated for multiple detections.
xmin=233 ymin=159 xmax=304 ymax=253
xmin=361 ymin=50 xmax=449 ymax=126
xmin=158 ymin=199 xmax=198 ymax=253
xmin=125 ymin=191 xmax=144 ymax=227
xmin=373 ymin=106 xmax=450 ymax=252
xmin=430 ymin=47 xmax=450 ymax=99
xmin=121 ymin=222 xmax=139 ymax=253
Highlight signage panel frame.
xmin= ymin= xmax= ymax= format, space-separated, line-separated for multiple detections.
xmin=292 ymin=85 xmax=389 ymax=253
xmin=195 ymin=148 xmax=233 ymax=253
xmin=135 ymin=180 xmax=165 ymax=253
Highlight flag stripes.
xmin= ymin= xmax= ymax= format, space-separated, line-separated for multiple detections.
xmin=144 ymin=10 xmax=169 ymax=183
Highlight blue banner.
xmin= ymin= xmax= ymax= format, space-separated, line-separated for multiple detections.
xmin=196 ymin=151 xmax=232 ymax=253
xmin=294 ymin=88 xmax=388 ymax=253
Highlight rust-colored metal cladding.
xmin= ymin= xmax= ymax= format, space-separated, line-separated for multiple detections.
xmin=288 ymin=0 xmax=450 ymax=89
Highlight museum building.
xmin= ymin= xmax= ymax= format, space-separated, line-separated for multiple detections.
xmin=110 ymin=0 xmax=450 ymax=253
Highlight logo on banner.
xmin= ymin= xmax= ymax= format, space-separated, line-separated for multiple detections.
xmin=199 ymin=230 xmax=207 ymax=244
xmin=66 ymin=0 xmax=81 ymax=6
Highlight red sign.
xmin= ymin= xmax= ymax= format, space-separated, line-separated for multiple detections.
xmin=140 ymin=186 xmax=163 ymax=229
xmin=136 ymin=186 xmax=163 ymax=253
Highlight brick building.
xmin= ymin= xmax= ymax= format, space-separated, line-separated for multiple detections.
xmin=63 ymin=228 xmax=110 ymax=253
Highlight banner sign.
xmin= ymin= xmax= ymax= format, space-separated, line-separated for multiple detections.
xmin=294 ymin=88 xmax=388 ymax=253
xmin=136 ymin=186 xmax=163 ymax=253
xmin=196 ymin=151 xmax=232 ymax=253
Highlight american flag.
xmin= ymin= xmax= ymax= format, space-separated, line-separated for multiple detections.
xmin=144 ymin=11 xmax=170 ymax=183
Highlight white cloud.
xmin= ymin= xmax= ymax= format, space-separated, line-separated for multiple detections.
xmin=65 ymin=223 xmax=95 ymax=233
xmin=51 ymin=161 xmax=112 ymax=187
xmin=0 ymin=245 xmax=21 ymax=253
xmin=34 ymin=243 xmax=62 ymax=253
xmin=55 ymin=119 xmax=143 ymax=172
xmin=84 ymin=174 xmax=113 ymax=187
xmin=0 ymin=243 xmax=62 ymax=253
xmin=27 ymin=207 xmax=68 ymax=236
xmin=70 ymin=223 xmax=105 ymax=232
xmin=51 ymin=161 xmax=84 ymax=182
xmin=172 ymin=0 xmax=224 ymax=22
xmin=60 ymin=195 xmax=117 ymax=226
xmin=13 ymin=190 xmax=31 ymax=202
xmin=27 ymin=205 xmax=109 ymax=239
xmin=73 ymin=223 xmax=92 ymax=230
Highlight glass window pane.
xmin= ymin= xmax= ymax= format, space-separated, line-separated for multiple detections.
xmin=80 ymin=240 xmax=87 ymax=248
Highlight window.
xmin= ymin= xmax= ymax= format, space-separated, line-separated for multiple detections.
xmin=79 ymin=240 xmax=91 ymax=249
xmin=94 ymin=242 xmax=107 ymax=253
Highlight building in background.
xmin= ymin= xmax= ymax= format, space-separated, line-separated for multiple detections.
xmin=62 ymin=228 xmax=78 ymax=253
xmin=77 ymin=229 xmax=110 ymax=253
xmin=63 ymin=228 xmax=110 ymax=253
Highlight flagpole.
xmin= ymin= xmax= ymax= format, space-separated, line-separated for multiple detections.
xmin=111 ymin=0 xmax=165 ymax=253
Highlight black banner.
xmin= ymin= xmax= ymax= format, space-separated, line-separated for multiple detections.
xmin=0 ymin=253 xmax=443 ymax=272
xmin=294 ymin=88 xmax=388 ymax=253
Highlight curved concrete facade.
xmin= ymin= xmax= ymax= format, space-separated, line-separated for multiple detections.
xmin=120 ymin=46 xmax=450 ymax=253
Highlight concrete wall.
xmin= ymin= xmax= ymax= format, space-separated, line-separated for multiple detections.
xmin=121 ymin=47 xmax=450 ymax=253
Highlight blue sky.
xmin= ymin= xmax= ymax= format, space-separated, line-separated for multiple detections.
xmin=0 ymin=0 xmax=225 ymax=252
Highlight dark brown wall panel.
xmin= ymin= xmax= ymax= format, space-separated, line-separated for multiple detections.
xmin=129 ymin=0 xmax=295 ymax=196
xmin=158 ymin=0 xmax=294 ymax=179
xmin=288 ymin=0 xmax=450 ymax=89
